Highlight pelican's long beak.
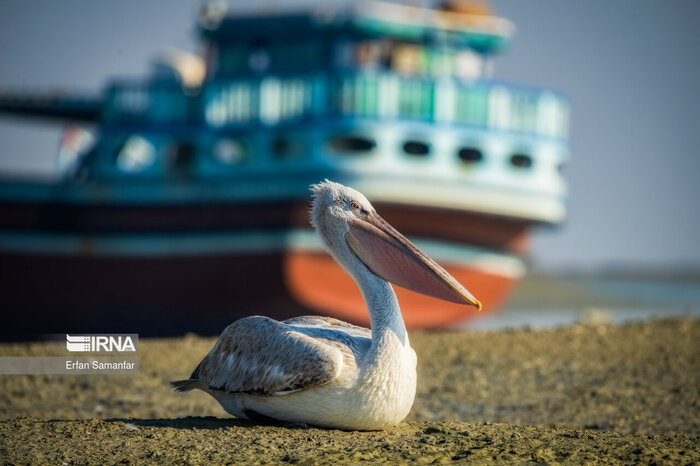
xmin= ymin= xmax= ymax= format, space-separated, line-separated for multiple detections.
xmin=345 ymin=213 xmax=482 ymax=310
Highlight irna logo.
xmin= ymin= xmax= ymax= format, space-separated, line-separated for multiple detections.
xmin=66 ymin=334 xmax=137 ymax=353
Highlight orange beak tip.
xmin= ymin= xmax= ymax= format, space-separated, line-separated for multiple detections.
xmin=476 ymin=300 xmax=483 ymax=312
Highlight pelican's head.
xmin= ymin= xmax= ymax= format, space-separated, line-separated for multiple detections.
xmin=310 ymin=180 xmax=482 ymax=310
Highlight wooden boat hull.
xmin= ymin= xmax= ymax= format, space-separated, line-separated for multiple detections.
xmin=286 ymin=251 xmax=517 ymax=328
xmin=0 ymin=198 xmax=528 ymax=337
xmin=0 ymin=199 xmax=530 ymax=253
xmin=0 ymin=248 xmax=518 ymax=337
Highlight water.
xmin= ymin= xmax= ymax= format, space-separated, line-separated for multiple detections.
xmin=465 ymin=275 xmax=700 ymax=331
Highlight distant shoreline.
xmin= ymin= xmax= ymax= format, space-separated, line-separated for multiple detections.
xmin=528 ymin=266 xmax=700 ymax=283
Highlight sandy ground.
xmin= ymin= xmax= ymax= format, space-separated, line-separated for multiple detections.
xmin=1 ymin=318 xmax=698 ymax=464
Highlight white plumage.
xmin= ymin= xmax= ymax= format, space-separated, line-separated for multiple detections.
xmin=171 ymin=180 xmax=480 ymax=430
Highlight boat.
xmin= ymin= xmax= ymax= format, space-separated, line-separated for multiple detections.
xmin=0 ymin=0 xmax=570 ymax=336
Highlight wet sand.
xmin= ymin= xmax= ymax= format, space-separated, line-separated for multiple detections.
xmin=1 ymin=318 xmax=698 ymax=463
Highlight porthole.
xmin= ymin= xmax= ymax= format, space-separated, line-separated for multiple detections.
xmin=214 ymin=139 xmax=248 ymax=164
xmin=510 ymin=153 xmax=533 ymax=169
xmin=272 ymin=137 xmax=305 ymax=160
xmin=165 ymin=142 xmax=196 ymax=174
xmin=457 ymin=147 xmax=482 ymax=163
xmin=116 ymin=135 xmax=156 ymax=173
xmin=403 ymin=141 xmax=430 ymax=156
xmin=328 ymin=135 xmax=376 ymax=154
xmin=249 ymin=49 xmax=270 ymax=73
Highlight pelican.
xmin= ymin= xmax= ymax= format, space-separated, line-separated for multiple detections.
xmin=171 ymin=180 xmax=481 ymax=430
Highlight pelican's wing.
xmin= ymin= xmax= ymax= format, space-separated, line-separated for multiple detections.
xmin=188 ymin=316 xmax=347 ymax=396
xmin=283 ymin=315 xmax=372 ymax=356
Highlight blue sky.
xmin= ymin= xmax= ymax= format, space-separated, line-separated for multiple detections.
xmin=0 ymin=0 xmax=698 ymax=269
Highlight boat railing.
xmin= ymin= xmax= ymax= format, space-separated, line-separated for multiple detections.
xmin=330 ymin=73 xmax=568 ymax=140
xmin=104 ymin=72 xmax=568 ymax=141
xmin=103 ymin=80 xmax=201 ymax=125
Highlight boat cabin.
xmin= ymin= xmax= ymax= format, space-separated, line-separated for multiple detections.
xmin=62 ymin=0 xmax=569 ymax=222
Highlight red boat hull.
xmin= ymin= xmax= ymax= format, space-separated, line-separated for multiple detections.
xmin=0 ymin=199 xmax=528 ymax=337
xmin=286 ymin=251 xmax=515 ymax=328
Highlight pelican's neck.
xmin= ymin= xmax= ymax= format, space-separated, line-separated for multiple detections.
xmin=348 ymin=258 xmax=408 ymax=347
xmin=315 ymin=215 xmax=408 ymax=348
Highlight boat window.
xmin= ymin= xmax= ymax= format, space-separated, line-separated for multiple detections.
xmin=116 ymin=135 xmax=156 ymax=172
xmin=272 ymin=136 xmax=305 ymax=160
xmin=390 ymin=44 xmax=422 ymax=75
xmin=214 ymin=139 xmax=248 ymax=164
xmin=402 ymin=141 xmax=430 ymax=157
xmin=355 ymin=41 xmax=384 ymax=69
xmin=510 ymin=153 xmax=533 ymax=169
xmin=333 ymin=41 xmax=355 ymax=68
xmin=217 ymin=45 xmax=248 ymax=75
xmin=327 ymin=135 xmax=376 ymax=154
xmin=249 ymin=49 xmax=270 ymax=73
xmin=165 ymin=142 xmax=196 ymax=174
xmin=457 ymin=147 xmax=483 ymax=163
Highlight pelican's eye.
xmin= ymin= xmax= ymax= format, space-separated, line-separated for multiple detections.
xmin=350 ymin=201 xmax=361 ymax=211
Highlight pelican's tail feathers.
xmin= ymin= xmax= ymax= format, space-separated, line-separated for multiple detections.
xmin=170 ymin=379 xmax=200 ymax=392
